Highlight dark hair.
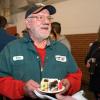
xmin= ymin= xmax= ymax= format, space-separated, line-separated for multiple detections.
xmin=51 ymin=22 xmax=61 ymax=35
xmin=0 ymin=16 xmax=7 ymax=28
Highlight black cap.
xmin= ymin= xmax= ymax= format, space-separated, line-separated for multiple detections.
xmin=25 ymin=4 xmax=56 ymax=19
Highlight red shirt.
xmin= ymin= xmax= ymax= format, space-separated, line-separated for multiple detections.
xmin=35 ymin=45 xmax=46 ymax=66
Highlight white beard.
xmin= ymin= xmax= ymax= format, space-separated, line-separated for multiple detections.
xmin=30 ymin=29 xmax=50 ymax=42
xmin=36 ymin=33 xmax=49 ymax=42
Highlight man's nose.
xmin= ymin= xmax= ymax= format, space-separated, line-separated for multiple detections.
xmin=44 ymin=17 xmax=50 ymax=23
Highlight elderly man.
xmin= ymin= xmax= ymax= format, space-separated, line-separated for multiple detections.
xmin=0 ymin=4 xmax=82 ymax=100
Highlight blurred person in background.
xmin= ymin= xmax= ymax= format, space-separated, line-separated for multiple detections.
xmin=0 ymin=4 xmax=82 ymax=100
xmin=50 ymin=22 xmax=71 ymax=52
xmin=85 ymin=27 xmax=100 ymax=100
xmin=0 ymin=15 xmax=16 ymax=100
xmin=0 ymin=16 xmax=16 ymax=52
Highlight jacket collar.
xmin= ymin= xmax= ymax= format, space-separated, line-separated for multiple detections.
xmin=22 ymin=32 xmax=57 ymax=49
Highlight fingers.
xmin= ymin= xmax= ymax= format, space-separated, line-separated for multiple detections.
xmin=23 ymin=80 xmax=40 ymax=99
xmin=62 ymin=79 xmax=70 ymax=89
xmin=58 ymin=79 xmax=70 ymax=94
xmin=56 ymin=94 xmax=76 ymax=100
xmin=24 ymin=80 xmax=39 ymax=90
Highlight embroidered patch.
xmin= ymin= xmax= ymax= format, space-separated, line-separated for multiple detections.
xmin=55 ymin=55 xmax=67 ymax=62
xmin=13 ymin=56 xmax=24 ymax=61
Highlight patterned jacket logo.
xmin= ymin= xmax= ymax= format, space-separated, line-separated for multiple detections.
xmin=55 ymin=55 xmax=67 ymax=62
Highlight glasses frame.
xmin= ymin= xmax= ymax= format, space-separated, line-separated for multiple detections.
xmin=28 ymin=15 xmax=53 ymax=21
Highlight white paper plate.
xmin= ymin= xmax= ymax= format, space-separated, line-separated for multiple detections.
xmin=38 ymin=86 xmax=65 ymax=94
xmin=34 ymin=90 xmax=57 ymax=100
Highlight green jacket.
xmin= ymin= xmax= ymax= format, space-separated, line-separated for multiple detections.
xmin=0 ymin=33 xmax=78 ymax=83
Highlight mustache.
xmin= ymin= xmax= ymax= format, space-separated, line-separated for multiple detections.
xmin=43 ymin=23 xmax=49 ymax=25
xmin=41 ymin=24 xmax=50 ymax=29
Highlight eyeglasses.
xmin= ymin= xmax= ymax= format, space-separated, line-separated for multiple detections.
xmin=28 ymin=15 xmax=53 ymax=21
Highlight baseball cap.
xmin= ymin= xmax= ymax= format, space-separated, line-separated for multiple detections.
xmin=25 ymin=4 xmax=56 ymax=18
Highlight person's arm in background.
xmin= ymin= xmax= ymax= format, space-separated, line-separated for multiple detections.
xmin=85 ymin=42 xmax=96 ymax=65
xmin=85 ymin=42 xmax=95 ymax=69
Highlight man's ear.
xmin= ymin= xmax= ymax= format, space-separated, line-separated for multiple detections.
xmin=24 ymin=19 xmax=30 ymax=29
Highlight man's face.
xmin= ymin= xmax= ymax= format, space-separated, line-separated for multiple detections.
xmin=25 ymin=9 xmax=52 ymax=41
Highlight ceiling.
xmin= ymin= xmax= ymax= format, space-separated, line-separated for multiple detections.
xmin=0 ymin=0 xmax=67 ymax=16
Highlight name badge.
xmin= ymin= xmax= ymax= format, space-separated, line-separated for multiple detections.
xmin=55 ymin=55 xmax=67 ymax=62
xmin=13 ymin=56 xmax=24 ymax=61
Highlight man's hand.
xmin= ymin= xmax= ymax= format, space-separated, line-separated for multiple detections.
xmin=86 ymin=61 xmax=90 ymax=68
xmin=59 ymin=79 xmax=70 ymax=94
xmin=23 ymin=80 xmax=40 ymax=99
xmin=56 ymin=94 xmax=76 ymax=100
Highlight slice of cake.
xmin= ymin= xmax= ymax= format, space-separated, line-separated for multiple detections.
xmin=40 ymin=78 xmax=63 ymax=92
xmin=49 ymin=80 xmax=58 ymax=92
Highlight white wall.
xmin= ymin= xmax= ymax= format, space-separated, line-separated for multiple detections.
xmin=14 ymin=0 xmax=100 ymax=35
xmin=53 ymin=0 xmax=100 ymax=35
xmin=15 ymin=12 xmax=26 ymax=35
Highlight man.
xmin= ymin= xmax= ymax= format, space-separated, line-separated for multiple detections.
xmin=51 ymin=22 xmax=71 ymax=52
xmin=0 ymin=4 xmax=82 ymax=100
